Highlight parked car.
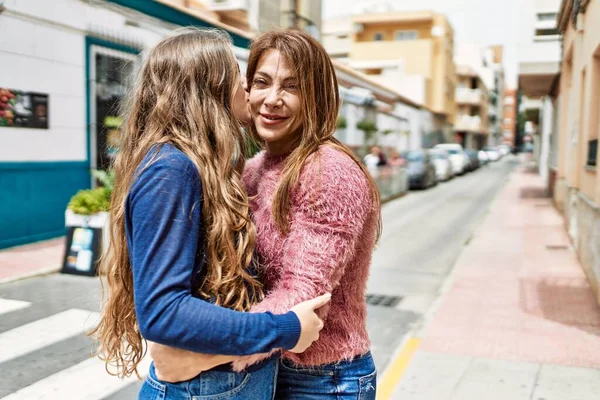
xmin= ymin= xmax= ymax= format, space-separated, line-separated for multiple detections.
xmin=434 ymin=143 xmax=469 ymax=175
xmin=403 ymin=150 xmax=437 ymax=189
xmin=478 ymin=150 xmax=490 ymax=165
xmin=429 ymin=148 xmax=453 ymax=181
xmin=497 ymin=144 xmax=512 ymax=156
xmin=484 ymin=146 xmax=501 ymax=162
xmin=464 ymin=149 xmax=481 ymax=171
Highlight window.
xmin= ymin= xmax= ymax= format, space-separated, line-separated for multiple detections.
xmin=373 ymin=32 xmax=384 ymax=41
xmin=504 ymin=118 xmax=512 ymax=125
xmin=537 ymin=12 xmax=557 ymax=21
xmin=395 ymin=30 xmax=418 ymax=41
xmin=587 ymin=139 xmax=598 ymax=167
xmin=535 ymin=28 xmax=560 ymax=37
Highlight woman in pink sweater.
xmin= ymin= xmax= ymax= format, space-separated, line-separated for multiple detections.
xmin=152 ymin=29 xmax=382 ymax=398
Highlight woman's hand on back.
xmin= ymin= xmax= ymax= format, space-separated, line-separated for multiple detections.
xmin=288 ymin=293 xmax=331 ymax=353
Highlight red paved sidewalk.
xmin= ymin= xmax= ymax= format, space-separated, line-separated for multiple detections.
xmin=0 ymin=238 xmax=65 ymax=284
xmin=420 ymin=166 xmax=600 ymax=368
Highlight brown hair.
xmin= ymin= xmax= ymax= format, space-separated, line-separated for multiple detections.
xmin=90 ymin=28 xmax=262 ymax=378
xmin=246 ymin=29 xmax=382 ymax=238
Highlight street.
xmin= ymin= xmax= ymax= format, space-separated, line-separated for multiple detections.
xmin=0 ymin=159 xmax=516 ymax=399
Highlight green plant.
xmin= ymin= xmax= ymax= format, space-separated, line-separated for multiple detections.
xmin=67 ymin=187 xmax=111 ymax=215
xmin=382 ymin=129 xmax=394 ymax=135
xmin=356 ymin=119 xmax=379 ymax=144
xmin=91 ymin=169 xmax=115 ymax=191
xmin=336 ymin=115 xmax=347 ymax=129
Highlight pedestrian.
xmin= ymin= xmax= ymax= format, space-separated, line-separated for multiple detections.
xmin=89 ymin=28 xmax=330 ymax=400
xmin=364 ymin=145 xmax=381 ymax=168
xmin=151 ymin=29 xmax=382 ymax=399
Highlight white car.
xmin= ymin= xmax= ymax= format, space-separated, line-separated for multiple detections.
xmin=434 ymin=143 xmax=468 ymax=175
xmin=429 ymin=149 xmax=453 ymax=181
xmin=478 ymin=150 xmax=490 ymax=164
xmin=484 ymin=146 xmax=501 ymax=162
xmin=497 ymin=144 xmax=511 ymax=156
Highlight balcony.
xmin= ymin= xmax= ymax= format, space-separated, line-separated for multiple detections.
xmin=455 ymin=88 xmax=482 ymax=105
xmin=206 ymin=0 xmax=249 ymax=12
xmin=454 ymin=115 xmax=486 ymax=134
xmin=350 ymin=40 xmax=433 ymax=71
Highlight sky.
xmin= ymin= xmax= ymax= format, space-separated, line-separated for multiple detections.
xmin=322 ymin=0 xmax=522 ymax=88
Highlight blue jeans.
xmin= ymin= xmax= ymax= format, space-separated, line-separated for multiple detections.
xmin=275 ymin=351 xmax=377 ymax=399
xmin=139 ymin=358 xmax=279 ymax=400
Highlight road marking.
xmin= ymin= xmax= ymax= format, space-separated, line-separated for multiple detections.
xmin=0 ymin=308 xmax=98 ymax=364
xmin=0 ymin=356 xmax=151 ymax=400
xmin=376 ymin=337 xmax=420 ymax=400
xmin=0 ymin=298 xmax=31 ymax=315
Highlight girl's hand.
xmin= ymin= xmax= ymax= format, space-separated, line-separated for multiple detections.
xmin=288 ymin=293 xmax=331 ymax=353
xmin=149 ymin=342 xmax=235 ymax=382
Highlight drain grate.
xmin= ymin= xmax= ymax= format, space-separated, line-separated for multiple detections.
xmin=546 ymin=245 xmax=569 ymax=250
xmin=365 ymin=294 xmax=402 ymax=308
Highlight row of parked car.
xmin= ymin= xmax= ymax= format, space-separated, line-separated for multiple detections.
xmin=403 ymin=144 xmax=511 ymax=189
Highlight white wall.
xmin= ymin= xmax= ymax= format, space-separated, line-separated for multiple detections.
xmin=539 ymin=96 xmax=554 ymax=183
xmin=0 ymin=14 xmax=86 ymax=162
xmin=0 ymin=0 xmax=248 ymax=162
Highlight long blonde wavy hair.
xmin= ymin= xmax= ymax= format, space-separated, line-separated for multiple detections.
xmin=246 ymin=30 xmax=382 ymax=239
xmin=90 ymin=28 xmax=262 ymax=378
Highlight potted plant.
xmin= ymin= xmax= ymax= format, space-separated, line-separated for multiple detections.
xmin=62 ymin=170 xmax=114 ymax=275
xmin=356 ymin=119 xmax=379 ymax=146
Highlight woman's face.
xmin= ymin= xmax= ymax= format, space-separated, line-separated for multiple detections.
xmin=248 ymin=49 xmax=302 ymax=155
xmin=232 ymin=72 xmax=252 ymax=126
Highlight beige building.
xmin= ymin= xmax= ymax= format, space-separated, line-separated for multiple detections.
xmin=502 ymin=89 xmax=518 ymax=146
xmin=344 ymin=11 xmax=456 ymax=131
xmin=555 ymin=0 xmax=600 ymax=302
xmin=454 ymin=65 xmax=489 ymax=149
xmin=166 ymin=0 xmax=322 ymax=36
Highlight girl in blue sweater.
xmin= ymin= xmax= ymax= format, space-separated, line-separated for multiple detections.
xmin=90 ymin=29 xmax=329 ymax=400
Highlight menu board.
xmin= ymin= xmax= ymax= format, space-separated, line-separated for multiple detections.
xmin=0 ymin=88 xmax=49 ymax=129
xmin=61 ymin=226 xmax=102 ymax=277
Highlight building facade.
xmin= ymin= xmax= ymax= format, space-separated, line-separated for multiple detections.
xmin=554 ymin=0 xmax=600 ymax=302
xmin=454 ymin=65 xmax=489 ymax=149
xmin=517 ymin=0 xmax=562 ymax=184
xmin=0 ymin=0 xmax=252 ymax=249
xmin=189 ymin=0 xmax=322 ymax=37
xmin=502 ymin=89 xmax=518 ymax=146
xmin=348 ymin=11 xmax=456 ymax=124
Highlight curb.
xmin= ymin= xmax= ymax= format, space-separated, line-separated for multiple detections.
xmin=0 ymin=265 xmax=62 ymax=286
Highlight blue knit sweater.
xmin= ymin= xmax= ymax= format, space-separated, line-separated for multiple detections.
xmin=125 ymin=144 xmax=301 ymax=356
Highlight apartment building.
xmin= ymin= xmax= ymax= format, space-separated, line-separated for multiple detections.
xmin=174 ymin=0 xmax=322 ymax=36
xmin=340 ymin=11 xmax=456 ymax=141
xmin=454 ymin=65 xmax=489 ymax=149
xmin=554 ymin=0 xmax=600 ymax=302
xmin=502 ymin=89 xmax=518 ymax=146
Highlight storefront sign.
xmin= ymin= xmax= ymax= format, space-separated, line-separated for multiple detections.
xmin=0 ymin=88 xmax=49 ymax=129
xmin=62 ymin=226 xmax=102 ymax=277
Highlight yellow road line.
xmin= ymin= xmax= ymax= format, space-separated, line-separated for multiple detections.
xmin=377 ymin=337 xmax=421 ymax=400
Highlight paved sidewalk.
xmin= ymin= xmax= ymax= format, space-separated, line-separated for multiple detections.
xmin=390 ymin=166 xmax=600 ymax=399
xmin=0 ymin=238 xmax=65 ymax=284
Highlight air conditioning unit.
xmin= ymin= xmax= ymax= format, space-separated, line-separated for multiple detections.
xmin=353 ymin=23 xmax=364 ymax=33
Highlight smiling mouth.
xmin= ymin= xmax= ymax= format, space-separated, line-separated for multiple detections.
xmin=261 ymin=114 xmax=288 ymax=121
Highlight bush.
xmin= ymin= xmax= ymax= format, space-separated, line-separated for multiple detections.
xmin=67 ymin=187 xmax=111 ymax=215
xmin=356 ymin=119 xmax=378 ymax=134
xmin=337 ymin=115 xmax=347 ymax=129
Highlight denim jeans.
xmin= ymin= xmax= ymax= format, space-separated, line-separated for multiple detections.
xmin=275 ymin=351 xmax=377 ymax=399
xmin=139 ymin=358 xmax=279 ymax=400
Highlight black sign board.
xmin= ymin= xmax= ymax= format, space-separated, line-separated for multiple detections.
xmin=0 ymin=88 xmax=49 ymax=129
xmin=61 ymin=226 xmax=102 ymax=277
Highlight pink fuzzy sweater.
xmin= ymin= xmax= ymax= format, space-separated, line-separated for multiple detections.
xmin=233 ymin=145 xmax=378 ymax=369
